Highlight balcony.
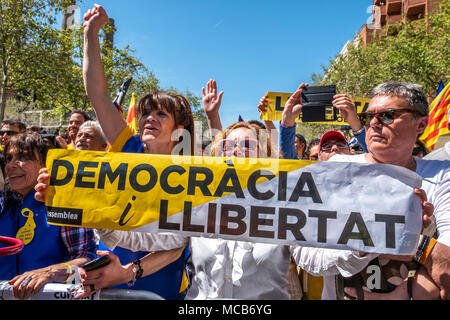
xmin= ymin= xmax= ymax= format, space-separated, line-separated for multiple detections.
xmin=386 ymin=13 xmax=403 ymax=25
xmin=387 ymin=0 xmax=402 ymax=14
xmin=359 ymin=24 xmax=374 ymax=46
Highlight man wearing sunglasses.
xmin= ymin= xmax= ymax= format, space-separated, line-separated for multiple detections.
xmin=0 ymin=119 xmax=26 ymax=150
xmin=280 ymin=82 xmax=449 ymax=300
xmin=317 ymin=130 xmax=351 ymax=161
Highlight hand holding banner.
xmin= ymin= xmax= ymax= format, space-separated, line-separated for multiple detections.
xmin=45 ymin=149 xmax=423 ymax=255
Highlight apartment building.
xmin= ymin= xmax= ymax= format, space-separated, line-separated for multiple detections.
xmin=360 ymin=0 xmax=442 ymax=45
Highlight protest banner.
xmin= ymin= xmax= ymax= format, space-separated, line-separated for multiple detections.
xmin=45 ymin=149 xmax=423 ymax=255
xmin=259 ymin=92 xmax=371 ymax=125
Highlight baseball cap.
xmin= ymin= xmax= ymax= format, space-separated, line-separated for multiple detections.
xmin=318 ymin=130 xmax=348 ymax=151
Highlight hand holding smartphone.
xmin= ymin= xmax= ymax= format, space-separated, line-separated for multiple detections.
xmin=81 ymin=255 xmax=111 ymax=271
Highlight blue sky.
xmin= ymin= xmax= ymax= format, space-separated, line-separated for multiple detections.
xmin=77 ymin=0 xmax=373 ymax=128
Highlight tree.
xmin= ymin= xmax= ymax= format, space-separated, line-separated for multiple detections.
xmin=312 ymin=0 xmax=450 ymax=99
xmin=0 ymin=0 xmax=75 ymax=121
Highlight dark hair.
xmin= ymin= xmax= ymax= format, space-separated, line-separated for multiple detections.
xmin=370 ymin=82 xmax=429 ymax=117
xmin=2 ymin=119 xmax=26 ymax=133
xmin=4 ymin=133 xmax=49 ymax=166
xmin=413 ymin=139 xmax=429 ymax=157
xmin=295 ymin=133 xmax=306 ymax=145
xmin=136 ymin=91 xmax=195 ymax=152
xmin=70 ymin=110 xmax=92 ymax=122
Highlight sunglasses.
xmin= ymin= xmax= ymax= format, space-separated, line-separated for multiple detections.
xmin=357 ymin=108 xmax=417 ymax=127
xmin=0 ymin=130 xmax=18 ymax=136
xmin=320 ymin=142 xmax=349 ymax=152
xmin=222 ymin=138 xmax=258 ymax=154
xmin=309 ymin=154 xmax=318 ymax=161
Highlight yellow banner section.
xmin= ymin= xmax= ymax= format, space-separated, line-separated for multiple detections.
xmin=45 ymin=149 xmax=310 ymax=231
xmin=259 ymin=92 xmax=371 ymax=126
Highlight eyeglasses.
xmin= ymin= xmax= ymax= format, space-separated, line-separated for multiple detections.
xmin=309 ymin=154 xmax=318 ymax=161
xmin=357 ymin=108 xmax=418 ymax=127
xmin=320 ymin=142 xmax=349 ymax=152
xmin=222 ymin=138 xmax=258 ymax=154
xmin=0 ymin=130 xmax=18 ymax=136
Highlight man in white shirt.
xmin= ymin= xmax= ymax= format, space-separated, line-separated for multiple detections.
xmin=280 ymin=82 xmax=448 ymax=299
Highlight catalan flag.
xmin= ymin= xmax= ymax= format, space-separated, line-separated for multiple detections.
xmin=420 ymin=82 xmax=450 ymax=150
xmin=127 ymin=93 xmax=137 ymax=132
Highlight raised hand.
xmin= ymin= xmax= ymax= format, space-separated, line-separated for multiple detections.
xmin=34 ymin=167 xmax=50 ymax=203
xmin=332 ymin=94 xmax=362 ymax=131
xmin=281 ymin=83 xmax=308 ymax=127
xmin=202 ymin=79 xmax=224 ymax=116
xmin=257 ymin=95 xmax=269 ymax=113
xmin=83 ymin=4 xmax=109 ymax=34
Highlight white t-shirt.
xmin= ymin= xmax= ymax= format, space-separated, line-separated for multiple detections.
xmin=317 ymin=153 xmax=450 ymax=300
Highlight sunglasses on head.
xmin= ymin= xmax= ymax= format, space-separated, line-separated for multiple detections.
xmin=0 ymin=130 xmax=18 ymax=136
xmin=357 ymin=108 xmax=418 ymax=127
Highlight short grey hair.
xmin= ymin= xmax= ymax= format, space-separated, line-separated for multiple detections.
xmin=78 ymin=121 xmax=107 ymax=144
xmin=370 ymin=82 xmax=429 ymax=117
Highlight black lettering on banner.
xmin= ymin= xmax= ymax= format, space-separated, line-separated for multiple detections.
xmin=207 ymin=203 xmax=217 ymax=233
xmin=129 ymin=164 xmax=157 ymax=192
xmin=278 ymin=171 xmax=288 ymax=201
xmin=338 ymin=212 xmax=375 ymax=247
xmin=275 ymin=96 xmax=284 ymax=111
xmin=98 ymin=162 xmax=128 ymax=190
xmin=375 ymin=214 xmax=405 ymax=249
xmin=213 ymin=168 xmax=244 ymax=198
xmin=308 ymin=210 xmax=337 ymax=243
xmin=187 ymin=167 xmax=213 ymax=196
xmin=220 ymin=204 xmax=246 ymax=236
xmin=75 ymin=161 xmax=99 ymax=188
xmin=119 ymin=196 xmax=136 ymax=226
xmin=159 ymin=199 xmax=180 ymax=231
xmin=247 ymin=170 xmax=275 ymax=200
xmin=278 ymin=208 xmax=306 ymax=241
xmin=49 ymin=160 xmax=74 ymax=186
xmin=289 ymin=172 xmax=323 ymax=203
xmin=249 ymin=206 xmax=275 ymax=238
xmin=182 ymin=201 xmax=204 ymax=232
xmin=160 ymin=165 xmax=186 ymax=194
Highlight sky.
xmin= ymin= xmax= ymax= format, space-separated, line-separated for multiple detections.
xmin=75 ymin=0 xmax=373 ymax=128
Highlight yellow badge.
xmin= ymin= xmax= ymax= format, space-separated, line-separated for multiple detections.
xmin=16 ymin=208 xmax=36 ymax=245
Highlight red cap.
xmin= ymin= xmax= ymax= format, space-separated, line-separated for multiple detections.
xmin=318 ymin=131 xmax=348 ymax=152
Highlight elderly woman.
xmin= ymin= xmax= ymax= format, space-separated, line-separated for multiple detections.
xmin=0 ymin=133 xmax=97 ymax=299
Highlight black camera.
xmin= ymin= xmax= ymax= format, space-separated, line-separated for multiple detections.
xmin=300 ymin=85 xmax=337 ymax=122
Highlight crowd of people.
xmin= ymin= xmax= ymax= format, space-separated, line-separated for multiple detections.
xmin=0 ymin=4 xmax=449 ymax=301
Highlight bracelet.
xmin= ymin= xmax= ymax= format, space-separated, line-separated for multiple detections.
xmin=418 ymin=237 xmax=437 ymax=265
xmin=127 ymin=259 xmax=143 ymax=287
xmin=352 ymin=127 xmax=365 ymax=136
xmin=413 ymin=235 xmax=430 ymax=263
xmin=60 ymin=263 xmax=72 ymax=283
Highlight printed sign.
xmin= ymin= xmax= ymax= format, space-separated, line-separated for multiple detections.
xmin=45 ymin=149 xmax=423 ymax=255
xmin=259 ymin=92 xmax=371 ymax=125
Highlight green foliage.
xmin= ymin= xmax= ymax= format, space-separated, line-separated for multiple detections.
xmin=312 ymin=0 xmax=450 ymax=99
xmin=0 ymin=0 xmax=205 ymax=127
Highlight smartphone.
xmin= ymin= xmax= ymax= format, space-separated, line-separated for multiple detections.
xmin=300 ymin=85 xmax=337 ymax=122
xmin=81 ymin=255 xmax=111 ymax=271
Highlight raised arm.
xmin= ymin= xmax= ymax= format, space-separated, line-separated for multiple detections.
xmin=332 ymin=94 xmax=367 ymax=152
xmin=83 ymin=4 xmax=126 ymax=144
xmin=202 ymin=79 xmax=224 ymax=141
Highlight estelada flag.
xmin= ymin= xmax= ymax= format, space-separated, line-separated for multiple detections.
xmin=126 ymin=93 xmax=137 ymax=132
xmin=420 ymin=82 xmax=450 ymax=150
